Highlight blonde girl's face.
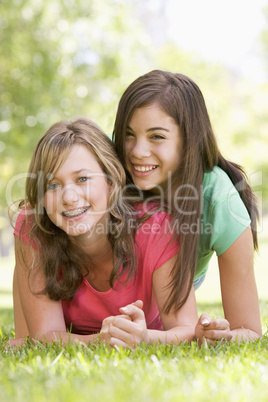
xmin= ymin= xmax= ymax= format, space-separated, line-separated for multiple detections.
xmin=43 ymin=145 xmax=112 ymax=241
xmin=124 ymin=103 xmax=183 ymax=191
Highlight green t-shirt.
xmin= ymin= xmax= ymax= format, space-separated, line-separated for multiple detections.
xmin=195 ymin=166 xmax=251 ymax=279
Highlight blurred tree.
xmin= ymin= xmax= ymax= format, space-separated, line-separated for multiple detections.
xmin=1 ymin=0 xmax=267 ymax=256
xmin=0 ymin=0 xmax=152 ymax=218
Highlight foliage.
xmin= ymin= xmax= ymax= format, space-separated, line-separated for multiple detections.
xmin=1 ymin=302 xmax=268 ymax=402
xmin=1 ymin=0 xmax=268 ymax=251
xmin=0 ymin=0 xmax=151 ymax=215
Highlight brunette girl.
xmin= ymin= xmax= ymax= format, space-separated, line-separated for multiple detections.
xmin=113 ymin=70 xmax=262 ymax=344
xmin=9 ymin=118 xmax=197 ymax=348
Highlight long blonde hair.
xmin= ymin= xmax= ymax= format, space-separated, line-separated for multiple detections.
xmin=13 ymin=118 xmax=137 ymax=301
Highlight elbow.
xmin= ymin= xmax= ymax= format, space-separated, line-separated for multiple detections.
xmin=30 ymin=330 xmax=67 ymax=345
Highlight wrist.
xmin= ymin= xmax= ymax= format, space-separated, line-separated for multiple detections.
xmin=230 ymin=328 xmax=261 ymax=342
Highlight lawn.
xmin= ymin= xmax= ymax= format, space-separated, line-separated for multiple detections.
xmin=0 ymin=302 xmax=268 ymax=402
xmin=1 ymin=219 xmax=268 ymax=402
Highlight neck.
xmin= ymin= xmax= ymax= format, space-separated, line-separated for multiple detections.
xmin=79 ymin=236 xmax=114 ymax=292
xmin=73 ymin=233 xmax=112 ymax=258
xmin=70 ymin=214 xmax=112 ymax=255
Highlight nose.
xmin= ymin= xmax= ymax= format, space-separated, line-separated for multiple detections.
xmin=62 ymin=185 xmax=79 ymax=206
xmin=129 ymin=138 xmax=151 ymax=159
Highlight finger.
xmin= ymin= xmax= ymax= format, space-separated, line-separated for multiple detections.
xmin=119 ymin=304 xmax=145 ymax=322
xmin=109 ymin=325 xmax=134 ymax=345
xmin=195 ymin=314 xmax=211 ymax=338
xmin=120 ymin=314 xmax=132 ymax=321
xmin=108 ymin=314 xmax=132 ymax=322
xmin=103 ymin=314 xmax=132 ymax=324
xmin=198 ymin=313 xmax=211 ymax=327
xmin=109 ymin=337 xmax=131 ymax=349
xmin=199 ymin=329 xmax=232 ymax=341
xmin=111 ymin=317 xmax=136 ymax=333
xmin=101 ymin=318 xmax=114 ymax=334
xmin=131 ymin=300 xmax=143 ymax=309
xmin=102 ymin=316 xmax=116 ymax=326
xmin=195 ymin=317 xmax=229 ymax=340
xmin=195 ymin=328 xmax=232 ymax=345
xmin=203 ymin=318 xmax=230 ymax=331
xmin=101 ymin=314 xmax=131 ymax=332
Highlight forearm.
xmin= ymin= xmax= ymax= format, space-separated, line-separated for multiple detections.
xmin=39 ymin=330 xmax=103 ymax=345
xmin=38 ymin=331 xmax=106 ymax=345
xmin=10 ymin=331 xmax=105 ymax=348
xmin=146 ymin=325 xmax=196 ymax=345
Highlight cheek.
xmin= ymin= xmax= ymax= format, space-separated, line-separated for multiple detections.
xmin=167 ymin=143 xmax=182 ymax=170
xmin=91 ymin=181 xmax=110 ymax=205
xmin=124 ymin=142 xmax=131 ymax=159
xmin=43 ymin=193 xmax=58 ymax=215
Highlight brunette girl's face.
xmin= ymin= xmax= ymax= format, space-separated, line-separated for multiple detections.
xmin=124 ymin=103 xmax=183 ymax=191
xmin=43 ymin=145 xmax=111 ymax=241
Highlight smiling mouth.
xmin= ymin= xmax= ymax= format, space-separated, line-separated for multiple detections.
xmin=62 ymin=207 xmax=90 ymax=218
xmin=133 ymin=165 xmax=158 ymax=172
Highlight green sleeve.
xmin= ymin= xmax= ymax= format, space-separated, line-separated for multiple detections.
xmin=209 ymin=188 xmax=251 ymax=256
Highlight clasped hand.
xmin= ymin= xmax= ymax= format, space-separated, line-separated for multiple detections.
xmin=195 ymin=313 xmax=232 ymax=346
xmin=100 ymin=300 xmax=149 ymax=348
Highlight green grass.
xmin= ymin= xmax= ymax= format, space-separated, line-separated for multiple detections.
xmin=1 ymin=303 xmax=268 ymax=402
xmin=1 ymin=220 xmax=268 ymax=402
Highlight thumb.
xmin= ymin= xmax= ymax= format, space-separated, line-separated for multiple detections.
xmin=119 ymin=303 xmax=145 ymax=322
xmin=199 ymin=313 xmax=211 ymax=327
xmin=131 ymin=300 xmax=143 ymax=310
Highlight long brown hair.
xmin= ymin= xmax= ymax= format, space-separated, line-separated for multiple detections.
xmin=113 ymin=69 xmax=259 ymax=313
xmin=12 ymin=118 xmax=136 ymax=301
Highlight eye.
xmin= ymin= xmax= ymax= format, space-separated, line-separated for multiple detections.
xmin=151 ymin=134 xmax=165 ymax=140
xmin=125 ymin=131 xmax=135 ymax=138
xmin=47 ymin=182 xmax=60 ymax=191
xmin=78 ymin=176 xmax=91 ymax=183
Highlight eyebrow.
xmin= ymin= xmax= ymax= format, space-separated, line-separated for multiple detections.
xmin=53 ymin=169 xmax=95 ymax=178
xmin=50 ymin=169 xmax=93 ymax=179
xmin=72 ymin=169 xmax=93 ymax=174
xmin=127 ymin=125 xmax=170 ymax=133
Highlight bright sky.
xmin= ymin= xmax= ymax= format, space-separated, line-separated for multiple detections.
xmin=166 ymin=0 xmax=267 ymax=81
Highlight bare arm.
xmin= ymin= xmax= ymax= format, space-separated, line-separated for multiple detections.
xmin=149 ymin=254 xmax=198 ymax=344
xmin=11 ymin=236 xmax=108 ymax=347
xmin=195 ymin=227 xmax=262 ymax=344
xmin=104 ymin=254 xmax=198 ymax=347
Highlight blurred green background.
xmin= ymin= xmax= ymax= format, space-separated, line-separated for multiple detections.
xmin=0 ymin=0 xmax=268 ymax=306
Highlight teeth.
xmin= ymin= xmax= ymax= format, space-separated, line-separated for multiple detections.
xmin=62 ymin=207 xmax=89 ymax=217
xmin=134 ymin=165 xmax=157 ymax=172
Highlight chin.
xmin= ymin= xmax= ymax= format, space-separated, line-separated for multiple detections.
xmin=134 ymin=181 xmax=149 ymax=190
xmin=135 ymin=182 xmax=156 ymax=192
